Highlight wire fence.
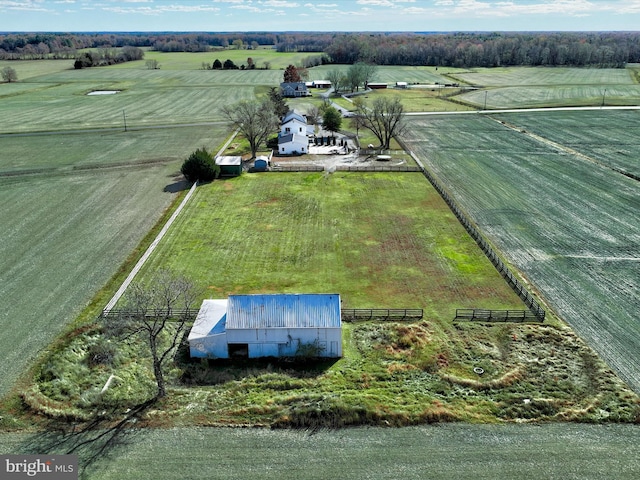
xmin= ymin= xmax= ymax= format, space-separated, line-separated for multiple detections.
xmin=454 ymin=308 xmax=544 ymax=323
xmin=404 ymin=147 xmax=546 ymax=322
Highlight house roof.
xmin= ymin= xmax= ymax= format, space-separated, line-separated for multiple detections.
xmin=281 ymin=82 xmax=308 ymax=91
xmin=278 ymin=133 xmax=307 ymax=146
xmin=227 ymin=293 xmax=341 ymax=329
xmin=282 ymin=111 xmax=306 ymax=125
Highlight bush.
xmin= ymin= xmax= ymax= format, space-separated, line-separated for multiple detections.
xmin=181 ymin=147 xmax=220 ymax=183
xmin=87 ymin=339 xmax=118 ymax=367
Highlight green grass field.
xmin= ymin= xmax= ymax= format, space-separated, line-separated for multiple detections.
xmin=450 ymin=66 xmax=635 ymax=86
xmin=0 ymin=123 xmax=229 ymax=398
xmin=2 ymin=55 xmax=640 ymax=478
xmin=23 ymin=173 xmax=637 ymax=428
xmin=459 ymin=85 xmax=640 ymax=109
xmin=138 ymin=173 xmax=523 ymax=314
xmin=2 ymin=424 xmax=639 ymax=480
xmin=404 ymin=112 xmax=640 ymax=393
xmin=488 ymin=109 xmax=640 ymax=177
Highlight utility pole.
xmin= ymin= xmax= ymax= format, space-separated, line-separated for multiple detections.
xmin=484 ymin=91 xmax=488 ymax=110
xmin=601 ymin=89 xmax=607 ymax=107
xmin=123 ymin=109 xmax=127 ymax=132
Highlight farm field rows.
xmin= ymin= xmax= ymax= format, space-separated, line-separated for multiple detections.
xmin=458 ymin=85 xmax=640 ymax=109
xmin=403 ymin=112 xmax=640 ymax=392
xmin=2 ymin=424 xmax=639 ymax=479
xmin=0 ymin=166 xmax=179 ymax=397
xmin=0 ymin=124 xmax=229 ymax=397
xmin=491 ymin=110 xmax=640 ymax=177
xmin=0 ymin=76 xmax=262 ymax=133
xmin=450 ymin=66 xmax=635 ymax=86
xmin=0 ymin=125 xmax=225 ymax=174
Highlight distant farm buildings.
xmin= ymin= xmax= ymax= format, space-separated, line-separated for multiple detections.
xmin=188 ymin=293 xmax=343 ymax=359
xmin=280 ymin=82 xmax=310 ymax=98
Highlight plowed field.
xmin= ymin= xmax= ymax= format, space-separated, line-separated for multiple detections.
xmin=403 ymin=111 xmax=640 ymax=392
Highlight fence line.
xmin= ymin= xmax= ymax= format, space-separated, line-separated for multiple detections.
xmin=336 ymin=165 xmax=421 ymax=172
xmin=268 ymin=165 xmax=421 ymax=173
xmin=341 ymin=308 xmax=423 ymax=321
xmin=454 ymin=308 xmax=543 ymax=323
xmin=102 ymin=181 xmax=199 ymax=313
xmin=100 ymin=308 xmax=199 ymax=321
xmin=405 ymin=148 xmax=546 ymax=322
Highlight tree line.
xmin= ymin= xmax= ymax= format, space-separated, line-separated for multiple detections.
xmin=324 ymin=32 xmax=640 ymax=68
xmin=2 ymin=31 xmax=640 ymax=68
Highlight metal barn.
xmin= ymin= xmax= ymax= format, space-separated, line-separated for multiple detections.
xmin=188 ymin=293 xmax=342 ymax=359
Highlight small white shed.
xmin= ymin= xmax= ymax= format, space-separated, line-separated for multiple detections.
xmin=188 ymin=293 xmax=342 ymax=359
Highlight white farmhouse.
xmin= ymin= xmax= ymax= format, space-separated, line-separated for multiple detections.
xmin=278 ymin=111 xmax=310 ymax=155
xmin=188 ymin=293 xmax=342 ymax=359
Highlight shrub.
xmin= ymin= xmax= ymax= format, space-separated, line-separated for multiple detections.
xmin=87 ymin=339 xmax=118 ymax=367
xmin=181 ymin=147 xmax=220 ymax=183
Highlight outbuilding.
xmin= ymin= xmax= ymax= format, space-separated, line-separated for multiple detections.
xmin=188 ymin=293 xmax=342 ymax=359
xmin=215 ymin=155 xmax=242 ymax=177
xmin=254 ymin=154 xmax=271 ymax=171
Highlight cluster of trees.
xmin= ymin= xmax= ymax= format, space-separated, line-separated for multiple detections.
xmin=283 ymin=64 xmax=309 ymax=82
xmin=326 ymin=62 xmax=377 ymax=95
xmin=73 ymin=46 xmax=144 ymax=69
xmin=201 ymin=58 xmax=262 ymax=70
xmin=324 ymin=32 xmax=640 ymax=68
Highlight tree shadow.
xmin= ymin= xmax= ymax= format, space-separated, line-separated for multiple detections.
xmin=17 ymin=399 xmax=155 ymax=479
xmin=163 ymin=179 xmax=191 ymax=193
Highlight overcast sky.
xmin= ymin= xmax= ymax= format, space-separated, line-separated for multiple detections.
xmin=1 ymin=0 xmax=639 ymax=32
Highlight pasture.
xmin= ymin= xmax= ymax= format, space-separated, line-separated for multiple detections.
xmin=138 ymin=173 xmax=525 ymax=314
xmin=403 ymin=111 xmax=640 ymax=393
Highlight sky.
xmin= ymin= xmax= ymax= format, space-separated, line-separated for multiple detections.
xmin=0 ymin=0 xmax=639 ymax=32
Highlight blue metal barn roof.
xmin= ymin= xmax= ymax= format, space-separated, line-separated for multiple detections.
xmin=226 ymin=293 xmax=341 ymax=329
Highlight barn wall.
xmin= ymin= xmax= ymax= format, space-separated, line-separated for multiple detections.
xmin=227 ymin=327 xmax=342 ymax=358
xmin=189 ymin=332 xmax=229 ymax=359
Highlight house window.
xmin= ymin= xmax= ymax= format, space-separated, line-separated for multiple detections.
xmin=285 ymin=127 xmax=290 ymax=133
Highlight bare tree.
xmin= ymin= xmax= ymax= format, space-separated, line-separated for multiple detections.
xmin=107 ymin=270 xmax=198 ymax=399
xmin=221 ymin=99 xmax=280 ymax=159
xmin=325 ymin=69 xmax=345 ymax=96
xmin=353 ymin=96 xmax=406 ymax=150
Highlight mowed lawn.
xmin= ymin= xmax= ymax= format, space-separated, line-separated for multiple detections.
xmin=0 ymin=124 xmax=230 ymax=398
xmin=403 ymin=112 xmax=640 ymax=393
xmin=138 ymin=172 xmax=525 ymax=316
